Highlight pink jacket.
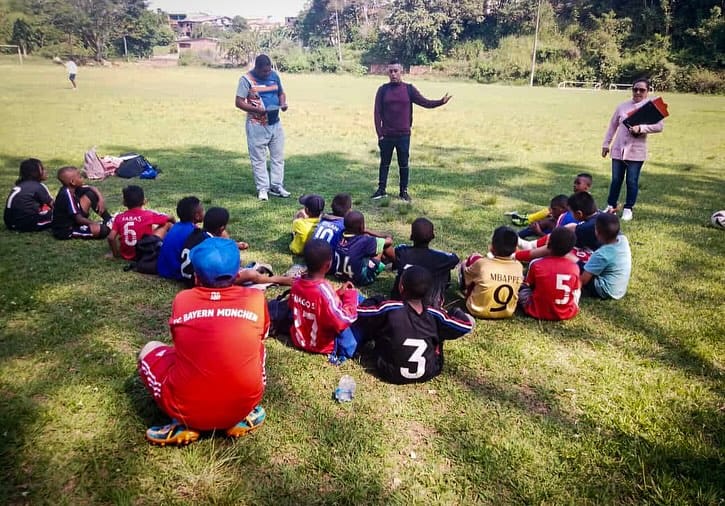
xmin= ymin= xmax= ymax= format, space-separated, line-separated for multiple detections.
xmin=602 ymin=99 xmax=664 ymax=162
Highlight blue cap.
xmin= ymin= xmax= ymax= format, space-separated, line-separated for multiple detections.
xmin=189 ymin=237 xmax=240 ymax=286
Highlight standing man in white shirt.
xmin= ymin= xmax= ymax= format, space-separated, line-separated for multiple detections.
xmin=65 ymin=59 xmax=77 ymax=90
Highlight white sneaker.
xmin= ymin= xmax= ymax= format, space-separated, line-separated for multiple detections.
xmin=621 ymin=208 xmax=633 ymax=221
xmin=604 ymin=205 xmax=615 ymax=214
xmin=269 ymin=186 xmax=291 ymax=198
xmin=517 ymin=237 xmax=535 ymax=250
xmin=258 ymin=190 xmax=268 ymax=201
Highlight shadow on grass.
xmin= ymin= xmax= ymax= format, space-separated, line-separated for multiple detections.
xmin=1 ymin=143 xmax=723 ymax=503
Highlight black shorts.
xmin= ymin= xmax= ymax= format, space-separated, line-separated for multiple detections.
xmin=6 ymin=213 xmax=52 ymax=232
xmin=52 ymin=223 xmax=109 ymax=240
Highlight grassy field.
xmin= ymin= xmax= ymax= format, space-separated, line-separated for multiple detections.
xmin=0 ymin=62 xmax=723 ymax=505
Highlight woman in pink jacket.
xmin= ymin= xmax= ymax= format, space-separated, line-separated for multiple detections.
xmin=601 ymin=78 xmax=664 ymax=221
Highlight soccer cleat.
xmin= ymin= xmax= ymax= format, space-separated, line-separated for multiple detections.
xmin=398 ymin=191 xmax=411 ymax=203
xmin=258 ymin=190 xmax=269 ymax=201
xmin=145 ymin=421 xmax=200 ymax=447
xmin=226 ymin=405 xmax=266 ymax=438
xmin=284 ymin=264 xmax=308 ymax=278
xmin=621 ymin=208 xmax=633 ymax=221
xmin=269 ymin=186 xmax=291 ymax=198
xmin=254 ymin=262 xmax=274 ymax=276
xmin=370 ymin=188 xmax=388 ymax=200
xmin=505 ymin=211 xmax=528 ymax=226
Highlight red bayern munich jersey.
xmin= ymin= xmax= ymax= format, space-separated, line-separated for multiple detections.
xmin=163 ymin=285 xmax=269 ymax=430
xmin=289 ymin=277 xmax=358 ymax=354
xmin=112 ymin=208 xmax=170 ymax=260
xmin=523 ymin=256 xmax=581 ymax=321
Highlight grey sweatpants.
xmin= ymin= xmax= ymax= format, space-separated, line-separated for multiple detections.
xmin=246 ymin=121 xmax=285 ymax=192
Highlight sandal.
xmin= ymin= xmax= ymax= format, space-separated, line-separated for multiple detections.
xmin=145 ymin=420 xmax=200 ymax=446
xmin=225 ymin=405 xmax=266 ymax=438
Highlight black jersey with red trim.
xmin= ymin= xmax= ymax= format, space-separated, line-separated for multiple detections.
xmin=354 ymin=298 xmax=474 ymax=384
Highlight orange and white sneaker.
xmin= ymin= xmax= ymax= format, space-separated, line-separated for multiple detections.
xmin=226 ymin=405 xmax=266 ymax=438
xmin=145 ymin=420 xmax=200 ymax=446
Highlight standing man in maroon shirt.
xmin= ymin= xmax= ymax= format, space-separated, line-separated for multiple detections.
xmin=372 ymin=60 xmax=451 ymax=202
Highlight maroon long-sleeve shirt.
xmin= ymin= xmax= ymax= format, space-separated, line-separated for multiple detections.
xmin=374 ymin=82 xmax=445 ymax=138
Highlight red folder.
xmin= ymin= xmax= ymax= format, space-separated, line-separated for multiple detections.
xmin=623 ymin=97 xmax=669 ymax=128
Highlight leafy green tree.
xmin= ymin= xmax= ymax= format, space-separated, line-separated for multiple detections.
xmin=116 ymin=9 xmax=173 ymax=57
xmin=231 ymin=15 xmax=247 ymax=33
xmin=683 ymin=6 xmax=725 ymax=67
xmin=11 ymin=17 xmax=37 ymax=55
xmin=577 ymin=10 xmax=632 ymax=83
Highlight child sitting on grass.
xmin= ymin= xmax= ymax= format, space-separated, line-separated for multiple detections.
xmin=4 ymin=158 xmax=54 ymax=232
xmin=333 ymin=210 xmax=393 ymax=287
xmin=51 ymin=166 xmax=112 ymax=240
xmin=389 ymin=217 xmax=459 ymax=307
xmin=290 ymin=194 xmax=325 ymax=255
xmin=289 ymin=239 xmax=359 ymax=356
xmin=157 ymin=196 xmax=203 ymax=280
xmin=517 ymin=194 xmax=568 ymax=238
xmin=138 ymin=238 xmax=268 ymax=446
xmin=580 ymin=213 xmax=632 ymax=300
xmin=311 ymin=192 xmax=352 ymax=251
xmin=507 ymin=173 xmax=593 ymax=227
xmin=181 ymin=206 xmax=291 ymax=288
xmin=354 ymin=265 xmax=474 ymax=384
xmin=107 ymin=185 xmax=174 ymax=261
xmin=516 ymin=192 xmax=602 ymax=267
xmin=460 ymin=226 xmax=524 ymax=319
xmin=519 ymin=227 xmax=581 ymax=321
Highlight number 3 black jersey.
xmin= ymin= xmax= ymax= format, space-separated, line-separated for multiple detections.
xmin=354 ymin=298 xmax=474 ymax=384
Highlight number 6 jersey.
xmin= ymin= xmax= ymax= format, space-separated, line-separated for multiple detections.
xmin=355 ymin=298 xmax=474 ymax=384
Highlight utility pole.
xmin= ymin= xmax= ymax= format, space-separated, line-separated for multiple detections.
xmin=334 ymin=8 xmax=343 ymax=63
xmin=529 ymin=0 xmax=542 ymax=87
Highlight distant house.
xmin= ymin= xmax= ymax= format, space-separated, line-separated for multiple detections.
xmin=246 ymin=16 xmax=286 ymax=32
xmin=176 ymin=37 xmax=221 ymax=55
xmin=168 ymin=12 xmax=232 ymax=37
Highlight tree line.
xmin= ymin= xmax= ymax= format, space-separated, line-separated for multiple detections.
xmin=1 ymin=0 xmax=723 ymax=92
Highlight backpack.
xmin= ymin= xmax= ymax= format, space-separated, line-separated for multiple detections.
xmin=83 ymin=147 xmax=110 ymax=180
xmin=116 ymin=154 xmax=156 ymax=179
xmin=267 ymin=290 xmax=292 ymax=337
xmin=132 ymin=234 xmax=163 ymax=274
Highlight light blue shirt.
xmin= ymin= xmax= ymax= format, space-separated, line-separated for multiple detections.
xmin=584 ymin=235 xmax=631 ymax=299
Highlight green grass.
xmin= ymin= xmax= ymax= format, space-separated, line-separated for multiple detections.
xmin=0 ymin=62 xmax=723 ymax=505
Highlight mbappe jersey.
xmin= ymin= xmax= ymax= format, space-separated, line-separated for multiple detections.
xmin=355 ymin=299 xmax=473 ymax=384
xmin=462 ymin=255 xmax=524 ymax=319
xmin=163 ymin=285 xmax=269 ymax=430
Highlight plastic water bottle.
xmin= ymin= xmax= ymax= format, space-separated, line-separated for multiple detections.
xmin=335 ymin=375 xmax=356 ymax=403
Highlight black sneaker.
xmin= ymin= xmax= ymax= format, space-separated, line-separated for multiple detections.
xmin=398 ymin=191 xmax=411 ymax=202
xmin=370 ymin=188 xmax=388 ymax=199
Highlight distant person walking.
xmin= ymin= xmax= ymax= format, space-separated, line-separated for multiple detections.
xmin=65 ymin=59 xmax=77 ymax=90
xmin=601 ymin=78 xmax=663 ymax=221
xmin=235 ymin=54 xmax=290 ymax=202
xmin=372 ymin=60 xmax=451 ymax=203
